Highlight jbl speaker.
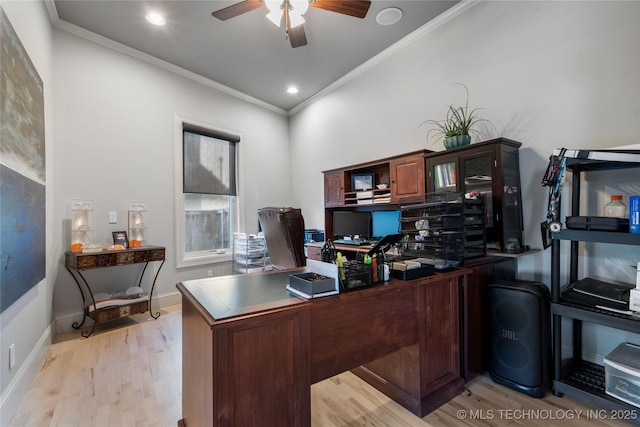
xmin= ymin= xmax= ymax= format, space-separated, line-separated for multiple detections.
xmin=487 ymin=279 xmax=551 ymax=398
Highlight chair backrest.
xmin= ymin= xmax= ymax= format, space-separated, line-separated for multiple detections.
xmin=257 ymin=207 xmax=306 ymax=269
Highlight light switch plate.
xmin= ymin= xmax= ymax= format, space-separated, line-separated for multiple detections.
xmin=109 ymin=211 xmax=117 ymax=224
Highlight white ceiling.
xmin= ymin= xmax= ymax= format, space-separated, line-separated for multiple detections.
xmin=49 ymin=1 xmax=462 ymax=112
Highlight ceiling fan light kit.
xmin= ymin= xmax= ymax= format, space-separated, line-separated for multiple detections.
xmin=265 ymin=0 xmax=308 ymax=28
xmin=212 ymin=0 xmax=371 ymax=48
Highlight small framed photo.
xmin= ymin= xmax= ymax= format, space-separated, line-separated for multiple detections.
xmin=351 ymin=173 xmax=375 ymax=191
xmin=112 ymin=231 xmax=129 ymax=248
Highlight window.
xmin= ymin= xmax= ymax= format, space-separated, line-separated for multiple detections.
xmin=175 ymin=116 xmax=241 ymax=267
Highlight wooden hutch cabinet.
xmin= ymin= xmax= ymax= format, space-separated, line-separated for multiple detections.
xmin=322 ymin=150 xmax=429 ymax=240
xmin=425 ymin=138 xmax=524 ymax=252
xmin=316 ymin=145 xmax=524 ymax=385
xmin=390 ymin=152 xmax=425 ymax=204
xmin=323 ymin=170 xmax=344 ymax=207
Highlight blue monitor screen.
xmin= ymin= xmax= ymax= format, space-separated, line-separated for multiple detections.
xmin=371 ymin=210 xmax=400 ymax=238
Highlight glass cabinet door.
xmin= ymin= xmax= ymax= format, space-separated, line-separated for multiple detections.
xmin=462 ymin=154 xmax=494 ymax=229
xmin=431 ymin=160 xmax=458 ymax=192
xmin=425 ymin=139 xmax=524 ymax=252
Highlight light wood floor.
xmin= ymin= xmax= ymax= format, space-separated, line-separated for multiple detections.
xmin=8 ymin=304 xmax=635 ymax=426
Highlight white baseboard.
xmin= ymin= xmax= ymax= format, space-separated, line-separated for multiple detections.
xmin=54 ymin=291 xmax=182 ymax=334
xmin=0 ymin=325 xmax=52 ymax=427
xmin=561 ymin=344 xmax=605 ymax=365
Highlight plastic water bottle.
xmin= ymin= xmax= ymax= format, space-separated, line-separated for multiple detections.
xmin=630 ymin=196 xmax=640 ymax=233
xmin=604 ymin=195 xmax=626 ymax=218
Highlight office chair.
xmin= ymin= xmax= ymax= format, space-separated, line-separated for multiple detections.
xmin=257 ymin=207 xmax=306 ymax=269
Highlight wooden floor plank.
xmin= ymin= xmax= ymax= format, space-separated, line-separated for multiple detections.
xmin=8 ymin=304 xmax=635 ymax=426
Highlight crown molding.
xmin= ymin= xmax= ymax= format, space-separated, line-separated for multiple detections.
xmin=44 ymin=0 xmax=288 ymax=116
xmin=288 ymin=0 xmax=481 ymax=116
xmin=44 ymin=0 xmax=479 ymax=117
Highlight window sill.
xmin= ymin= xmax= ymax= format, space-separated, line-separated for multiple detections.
xmin=177 ymin=250 xmax=233 ymax=269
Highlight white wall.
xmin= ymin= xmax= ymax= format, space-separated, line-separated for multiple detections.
xmin=51 ymin=29 xmax=292 ymax=326
xmin=0 ymin=1 xmax=54 ymax=424
xmin=3 ymin=1 xmax=640 ymax=423
xmin=289 ymin=1 xmax=640 ymax=359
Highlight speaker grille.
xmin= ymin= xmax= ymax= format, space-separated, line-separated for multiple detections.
xmin=487 ymin=281 xmax=550 ymax=396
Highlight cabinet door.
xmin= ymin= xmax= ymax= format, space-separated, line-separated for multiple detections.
xmin=427 ymin=155 xmax=460 ymax=193
xmin=390 ymin=154 xmax=425 ymax=203
xmin=425 ymin=139 xmax=523 ymax=251
xmin=324 ymin=171 xmax=344 ymax=207
xmin=460 ymin=148 xmax=496 ymax=232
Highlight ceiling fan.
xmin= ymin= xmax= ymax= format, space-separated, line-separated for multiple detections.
xmin=211 ymin=0 xmax=372 ymax=48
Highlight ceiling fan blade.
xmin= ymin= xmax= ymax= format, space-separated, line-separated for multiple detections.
xmin=285 ymin=6 xmax=308 ymax=48
xmin=310 ymin=0 xmax=371 ymax=19
xmin=288 ymin=24 xmax=308 ymax=48
xmin=211 ymin=0 xmax=263 ymax=21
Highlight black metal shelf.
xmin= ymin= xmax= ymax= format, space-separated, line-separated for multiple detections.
xmin=551 ymin=150 xmax=640 ymax=417
xmin=555 ymin=361 xmax=640 ymax=424
xmin=561 ymin=148 xmax=640 ymax=171
xmin=552 ymin=302 xmax=640 ymax=334
xmin=553 ymin=229 xmax=640 ymax=245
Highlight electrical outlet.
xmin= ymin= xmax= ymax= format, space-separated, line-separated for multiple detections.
xmin=207 ymin=270 xmax=213 ymax=277
xmin=108 ymin=211 xmax=117 ymax=224
xmin=9 ymin=343 xmax=15 ymax=370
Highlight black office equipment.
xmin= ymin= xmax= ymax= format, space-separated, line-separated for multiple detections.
xmin=332 ymin=211 xmax=371 ymax=240
xmin=304 ymin=229 xmax=325 ymax=243
xmin=487 ymin=279 xmax=550 ymax=398
xmin=562 ymin=277 xmax=633 ymax=310
xmin=257 ymin=207 xmax=306 ymax=269
xmin=366 ymin=233 xmax=403 ymax=256
xmin=333 ymin=239 xmax=369 ymax=246
xmin=398 ymin=193 xmax=486 ymax=267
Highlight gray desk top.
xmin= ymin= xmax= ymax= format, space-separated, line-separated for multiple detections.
xmin=178 ymin=268 xmax=308 ymax=321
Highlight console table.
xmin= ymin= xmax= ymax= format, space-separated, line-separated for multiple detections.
xmin=64 ymin=246 xmax=165 ymax=337
xmin=177 ymin=267 xmax=468 ymax=426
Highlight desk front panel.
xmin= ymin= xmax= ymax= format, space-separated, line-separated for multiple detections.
xmin=309 ymin=282 xmax=418 ymax=383
xmin=352 ymin=272 xmax=465 ymax=417
xmin=181 ymin=291 xmax=311 ymax=427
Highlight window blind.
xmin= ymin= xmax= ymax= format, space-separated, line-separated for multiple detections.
xmin=183 ymin=126 xmax=238 ymax=195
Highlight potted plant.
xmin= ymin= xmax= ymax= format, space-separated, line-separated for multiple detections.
xmin=421 ymin=84 xmax=493 ymax=150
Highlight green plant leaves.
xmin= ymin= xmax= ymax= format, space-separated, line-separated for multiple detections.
xmin=419 ymin=83 xmax=494 ymax=146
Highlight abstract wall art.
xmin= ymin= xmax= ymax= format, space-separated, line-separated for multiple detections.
xmin=0 ymin=8 xmax=46 ymax=313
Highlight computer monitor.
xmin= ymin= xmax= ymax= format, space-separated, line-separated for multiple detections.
xmin=371 ymin=210 xmax=400 ymax=238
xmin=332 ymin=211 xmax=371 ymax=239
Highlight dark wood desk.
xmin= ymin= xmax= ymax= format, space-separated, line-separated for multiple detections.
xmin=177 ymin=267 xmax=468 ymax=427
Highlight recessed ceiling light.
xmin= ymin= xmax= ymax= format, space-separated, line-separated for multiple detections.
xmin=287 ymin=86 xmax=299 ymax=94
xmin=145 ymin=12 xmax=166 ymax=26
xmin=376 ymin=7 xmax=403 ymax=26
